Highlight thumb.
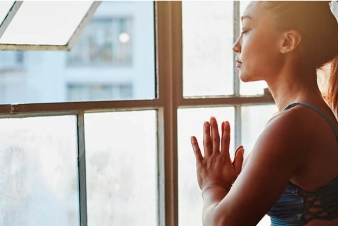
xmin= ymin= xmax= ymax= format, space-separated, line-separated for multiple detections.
xmin=233 ymin=147 xmax=244 ymax=174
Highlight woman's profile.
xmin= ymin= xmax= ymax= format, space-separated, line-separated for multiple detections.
xmin=190 ymin=1 xmax=338 ymax=225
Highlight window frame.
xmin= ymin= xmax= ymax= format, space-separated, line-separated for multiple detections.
xmin=0 ymin=2 xmax=274 ymax=226
xmin=0 ymin=1 xmax=22 ymax=40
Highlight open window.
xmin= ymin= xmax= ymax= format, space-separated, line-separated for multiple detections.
xmin=0 ymin=1 xmax=101 ymax=50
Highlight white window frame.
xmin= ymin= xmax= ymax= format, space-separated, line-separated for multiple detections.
xmin=0 ymin=2 xmax=274 ymax=225
xmin=0 ymin=1 xmax=23 ymax=40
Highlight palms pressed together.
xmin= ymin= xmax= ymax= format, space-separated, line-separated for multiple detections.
xmin=191 ymin=117 xmax=245 ymax=192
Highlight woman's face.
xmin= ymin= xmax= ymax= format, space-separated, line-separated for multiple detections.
xmin=233 ymin=2 xmax=284 ymax=82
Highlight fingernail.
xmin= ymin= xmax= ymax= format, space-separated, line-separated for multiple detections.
xmin=240 ymin=148 xmax=245 ymax=155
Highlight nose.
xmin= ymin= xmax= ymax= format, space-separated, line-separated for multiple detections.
xmin=232 ymin=36 xmax=241 ymax=53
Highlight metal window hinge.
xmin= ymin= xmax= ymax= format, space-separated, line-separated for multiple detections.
xmin=10 ymin=105 xmax=20 ymax=113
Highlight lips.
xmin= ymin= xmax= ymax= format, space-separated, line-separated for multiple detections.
xmin=236 ymin=60 xmax=242 ymax=68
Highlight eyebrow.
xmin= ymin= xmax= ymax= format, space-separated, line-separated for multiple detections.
xmin=241 ymin=15 xmax=253 ymax=21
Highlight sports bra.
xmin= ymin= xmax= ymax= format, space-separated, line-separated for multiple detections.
xmin=267 ymin=102 xmax=338 ymax=226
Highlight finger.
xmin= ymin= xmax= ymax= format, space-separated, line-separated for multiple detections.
xmin=234 ymin=145 xmax=244 ymax=157
xmin=232 ymin=145 xmax=244 ymax=164
xmin=191 ymin=136 xmax=203 ymax=163
xmin=221 ymin=121 xmax=231 ymax=161
xmin=210 ymin=117 xmax=220 ymax=154
xmin=233 ymin=147 xmax=245 ymax=174
xmin=203 ymin=121 xmax=212 ymax=157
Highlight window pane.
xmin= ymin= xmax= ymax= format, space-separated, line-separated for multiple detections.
xmin=67 ymin=17 xmax=133 ymax=66
xmin=183 ymin=2 xmax=234 ymax=97
xmin=0 ymin=1 xmax=155 ymax=104
xmin=241 ymin=104 xmax=278 ymax=226
xmin=239 ymin=1 xmax=268 ymax=96
xmin=241 ymin=105 xmax=278 ymax=155
xmin=0 ymin=1 xmax=14 ymax=26
xmin=0 ymin=50 xmax=24 ymax=70
xmin=240 ymin=80 xmax=268 ymax=96
xmin=178 ymin=107 xmax=235 ymax=225
xmin=332 ymin=1 xmax=338 ymax=17
xmin=0 ymin=2 xmax=93 ymax=45
xmin=0 ymin=116 xmax=79 ymax=225
xmin=85 ymin=110 xmax=157 ymax=225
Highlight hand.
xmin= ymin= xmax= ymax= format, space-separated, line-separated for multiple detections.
xmin=191 ymin=117 xmax=245 ymax=191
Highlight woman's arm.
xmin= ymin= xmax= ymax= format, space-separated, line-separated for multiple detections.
xmin=191 ymin=109 xmax=310 ymax=225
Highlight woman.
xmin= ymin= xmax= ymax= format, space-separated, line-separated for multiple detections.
xmin=190 ymin=1 xmax=338 ymax=226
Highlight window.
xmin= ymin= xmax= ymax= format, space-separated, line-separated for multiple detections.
xmin=85 ymin=111 xmax=157 ymax=225
xmin=0 ymin=1 xmax=100 ymax=50
xmin=0 ymin=116 xmax=79 ymax=225
xmin=67 ymin=83 xmax=132 ymax=101
xmin=0 ymin=2 xmax=276 ymax=226
xmin=0 ymin=51 xmax=24 ymax=70
xmin=0 ymin=1 xmax=155 ymax=105
xmin=68 ymin=17 xmax=133 ymax=66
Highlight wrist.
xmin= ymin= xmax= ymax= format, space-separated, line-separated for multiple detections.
xmin=202 ymin=182 xmax=232 ymax=193
xmin=201 ymin=184 xmax=230 ymax=199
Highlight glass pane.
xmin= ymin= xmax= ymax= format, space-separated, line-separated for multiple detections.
xmin=85 ymin=110 xmax=157 ymax=225
xmin=332 ymin=1 xmax=338 ymax=17
xmin=178 ymin=107 xmax=235 ymax=225
xmin=0 ymin=50 xmax=23 ymax=70
xmin=0 ymin=1 xmax=93 ymax=45
xmin=0 ymin=1 xmax=155 ymax=104
xmin=183 ymin=2 xmax=234 ymax=97
xmin=241 ymin=104 xmax=278 ymax=226
xmin=241 ymin=105 xmax=278 ymax=156
xmin=239 ymin=1 xmax=268 ymax=96
xmin=0 ymin=1 xmax=14 ymax=26
xmin=0 ymin=116 xmax=79 ymax=225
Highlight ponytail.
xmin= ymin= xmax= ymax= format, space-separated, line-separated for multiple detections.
xmin=327 ymin=56 xmax=338 ymax=118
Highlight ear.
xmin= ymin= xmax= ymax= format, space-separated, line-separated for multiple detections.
xmin=280 ymin=30 xmax=301 ymax=54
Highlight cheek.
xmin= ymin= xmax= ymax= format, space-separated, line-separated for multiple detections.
xmin=241 ymin=32 xmax=280 ymax=80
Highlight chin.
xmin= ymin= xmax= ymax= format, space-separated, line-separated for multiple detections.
xmin=239 ymin=72 xmax=252 ymax=82
xmin=239 ymin=71 xmax=260 ymax=83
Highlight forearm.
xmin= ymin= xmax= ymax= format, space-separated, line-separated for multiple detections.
xmin=202 ymin=185 xmax=230 ymax=225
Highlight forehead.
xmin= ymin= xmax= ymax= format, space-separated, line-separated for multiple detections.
xmin=242 ymin=1 xmax=270 ymax=23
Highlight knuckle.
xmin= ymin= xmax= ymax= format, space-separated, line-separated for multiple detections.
xmin=205 ymin=140 xmax=212 ymax=147
xmin=213 ymin=136 xmax=220 ymax=143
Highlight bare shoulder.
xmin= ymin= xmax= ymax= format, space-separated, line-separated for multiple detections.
xmin=262 ymin=103 xmax=336 ymax=151
xmin=252 ymin=105 xmax=314 ymax=162
xmin=257 ymin=104 xmax=312 ymax=152
xmin=242 ymin=105 xmax=313 ymax=169
xmin=265 ymin=104 xmax=314 ymax=132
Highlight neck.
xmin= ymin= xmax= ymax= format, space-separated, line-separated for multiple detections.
xmin=266 ymin=68 xmax=324 ymax=112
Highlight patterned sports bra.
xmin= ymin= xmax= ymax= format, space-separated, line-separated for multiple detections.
xmin=267 ymin=102 xmax=338 ymax=226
